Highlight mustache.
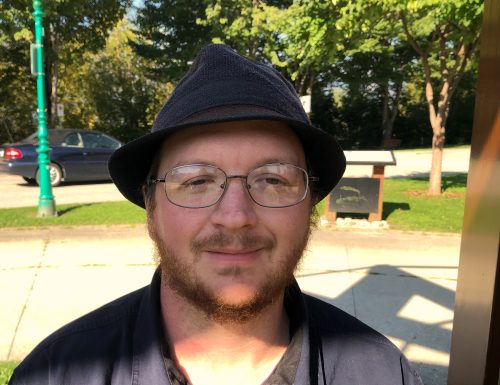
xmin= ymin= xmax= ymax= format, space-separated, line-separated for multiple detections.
xmin=191 ymin=232 xmax=275 ymax=255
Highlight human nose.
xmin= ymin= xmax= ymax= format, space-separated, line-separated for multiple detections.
xmin=210 ymin=177 xmax=257 ymax=230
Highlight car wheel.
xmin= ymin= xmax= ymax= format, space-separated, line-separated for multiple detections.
xmin=36 ymin=163 xmax=63 ymax=187
xmin=22 ymin=176 xmax=36 ymax=185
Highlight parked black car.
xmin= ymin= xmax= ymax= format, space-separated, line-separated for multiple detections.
xmin=0 ymin=129 xmax=122 ymax=186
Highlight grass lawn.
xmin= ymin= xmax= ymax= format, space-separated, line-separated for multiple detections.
xmin=318 ymin=173 xmax=466 ymax=233
xmin=380 ymin=174 xmax=466 ymax=232
xmin=0 ymin=174 xmax=467 ymax=233
xmin=0 ymin=361 xmax=18 ymax=385
xmin=0 ymin=201 xmax=146 ymax=228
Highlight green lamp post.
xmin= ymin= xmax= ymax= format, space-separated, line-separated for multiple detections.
xmin=32 ymin=0 xmax=56 ymax=217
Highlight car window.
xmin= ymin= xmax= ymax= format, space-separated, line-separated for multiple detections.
xmin=82 ymin=133 xmax=121 ymax=150
xmin=62 ymin=133 xmax=83 ymax=147
xmin=21 ymin=132 xmax=39 ymax=144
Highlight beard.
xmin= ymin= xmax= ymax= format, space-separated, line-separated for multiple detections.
xmin=149 ymin=220 xmax=311 ymax=325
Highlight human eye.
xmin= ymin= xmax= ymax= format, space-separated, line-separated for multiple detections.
xmin=260 ymin=174 xmax=288 ymax=186
xmin=167 ymin=165 xmax=220 ymax=191
xmin=181 ymin=175 xmax=217 ymax=192
xmin=252 ymin=173 xmax=290 ymax=191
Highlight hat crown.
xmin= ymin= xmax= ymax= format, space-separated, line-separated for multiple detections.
xmin=152 ymin=44 xmax=309 ymax=132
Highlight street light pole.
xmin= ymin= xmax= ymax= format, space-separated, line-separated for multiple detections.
xmin=32 ymin=0 xmax=56 ymax=217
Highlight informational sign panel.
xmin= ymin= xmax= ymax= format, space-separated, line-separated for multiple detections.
xmin=329 ymin=177 xmax=381 ymax=213
xmin=343 ymin=150 xmax=396 ymax=165
xmin=56 ymin=104 xmax=64 ymax=117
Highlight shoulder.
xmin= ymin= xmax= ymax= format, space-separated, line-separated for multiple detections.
xmin=10 ymin=286 xmax=147 ymax=385
xmin=34 ymin=285 xmax=144 ymax=352
xmin=303 ymin=294 xmax=423 ymax=385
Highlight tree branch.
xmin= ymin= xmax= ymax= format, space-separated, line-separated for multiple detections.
xmin=399 ymin=10 xmax=425 ymax=58
xmin=439 ymin=26 xmax=449 ymax=84
xmin=450 ymin=32 xmax=481 ymax=94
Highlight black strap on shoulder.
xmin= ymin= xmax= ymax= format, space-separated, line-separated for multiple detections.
xmin=306 ymin=298 xmax=327 ymax=385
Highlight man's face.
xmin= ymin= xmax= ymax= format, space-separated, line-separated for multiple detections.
xmin=148 ymin=120 xmax=312 ymax=323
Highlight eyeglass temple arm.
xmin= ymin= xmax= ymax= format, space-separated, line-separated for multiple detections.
xmin=148 ymin=178 xmax=165 ymax=185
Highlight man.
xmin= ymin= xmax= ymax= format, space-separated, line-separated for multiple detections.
xmin=10 ymin=44 xmax=422 ymax=385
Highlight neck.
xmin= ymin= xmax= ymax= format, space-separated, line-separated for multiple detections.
xmin=160 ymin=282 xmax=290 ymax=385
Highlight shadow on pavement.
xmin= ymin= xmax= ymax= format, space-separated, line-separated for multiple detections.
xmin=300 ymin=264 xmax=455 ymax=385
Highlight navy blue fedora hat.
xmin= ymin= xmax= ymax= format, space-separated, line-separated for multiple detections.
xmin=108 ymin=44 xmax=346 ymax=208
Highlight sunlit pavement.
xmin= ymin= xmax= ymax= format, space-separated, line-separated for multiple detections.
xmin=0 ymin=225 xmax=460 ymax=385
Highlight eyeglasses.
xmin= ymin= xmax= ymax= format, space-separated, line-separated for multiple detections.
xmin=149 ymin=162 xmax=319 ymax=208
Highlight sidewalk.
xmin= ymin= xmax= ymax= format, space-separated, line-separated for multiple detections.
xmin=0 ymin=225 xmax=461 ymax=385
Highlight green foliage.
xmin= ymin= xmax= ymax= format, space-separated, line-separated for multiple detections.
xmin=197 ymin=1 xmax=345 ymax=93
xmin=0 ymin=361 xmax=18 ymax=385
xmin=337 ymin=0 xmax=482 ymax=119
xmin=66 ymin=20 xmax=174 ymax=142
xmin=0 ymin=0 xmax=132 ymax=135
xmin=0 ymin=2 xmax=36 ymax=143
xmin=132 ymin=0 xmax=214 ymax=81
xmin=1 ymin=0 xmax=481 ymax=151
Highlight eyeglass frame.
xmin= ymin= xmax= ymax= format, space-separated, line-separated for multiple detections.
xmin=148 ymin=162 xmax=320 ymax=209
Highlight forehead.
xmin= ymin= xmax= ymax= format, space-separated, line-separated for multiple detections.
xmin=157 ymin=120 xmax=306 ymax=170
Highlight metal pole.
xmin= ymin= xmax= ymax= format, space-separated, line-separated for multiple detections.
xmin=32 ymin=0 xmax=56 ymax=217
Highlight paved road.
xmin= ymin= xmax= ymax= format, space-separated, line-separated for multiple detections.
xmin=343 ymin=147 xmax=470 ymax=178
xmin=0 ymin=175 xmax=124 ymax=209
xmin=0 ymin=147 xmax=470 ymax=209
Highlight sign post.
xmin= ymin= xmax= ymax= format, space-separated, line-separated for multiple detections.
xmin=32 ymin=0 xmax=56 ymax=217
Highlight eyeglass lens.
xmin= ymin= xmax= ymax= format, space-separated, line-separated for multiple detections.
xmin=163 ymin=163 xmax=308 ymax=208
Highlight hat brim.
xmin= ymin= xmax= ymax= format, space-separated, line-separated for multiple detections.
xmin=108 ymin=105 xmax=346 ymax=208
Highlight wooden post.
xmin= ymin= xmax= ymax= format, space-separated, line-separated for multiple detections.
xmin=324 ymin=194 xmax=337 ymax=223
xmin=368 ymin=165 xmax=385 ymax=222
xmin=447 ymin=0 xmax=500 ymax=382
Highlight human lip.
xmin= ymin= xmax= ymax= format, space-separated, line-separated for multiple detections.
xmin=204 ymin=248 xmax=264 ymax=262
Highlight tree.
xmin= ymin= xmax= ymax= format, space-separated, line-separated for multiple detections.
xmin=0 ymin=2 xmax=37 ymax=143
xmin=131 ymin=0 xmax=214 ymax=82
xmin=198 ymin=0 xmax=345 ymax=96
xmin=340 ymin=0 xmax=483 ymax=194
xmin=331 ymin=44 xmax=418 ymax=147
xmin=1 ymin=0 xmax=131 ymax=129
xmin=57 ymin=19 xmax=173 ymax=142
xmin=398 ymin=1 xmax=482 ymax=194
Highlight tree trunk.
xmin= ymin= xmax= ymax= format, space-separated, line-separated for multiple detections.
xmin=381 ymin=81 xmax=402 ymax=145
xmin=306 ymin=68 xmax=314 ymax=96
xmin=426 ymin=96 xmax=447 ymax=195
xmin=422 ymin=55 xmax=448 ymax=196
xmin=429 ymin=130 xmax=445 ymax=195
xmin=381 ymin=84 xmax=390 ymax=140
